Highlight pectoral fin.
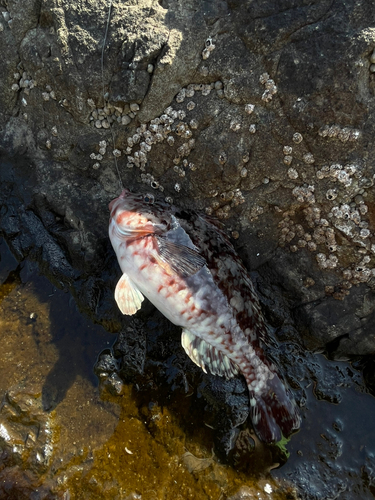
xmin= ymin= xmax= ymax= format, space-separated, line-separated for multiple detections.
xmin=115 ymin=273 xmax=144 ymax=315
xmin=156 ymin=237 xmax=206 ymax=278
xmin=181 ymin=329 xmax=239 ymax=379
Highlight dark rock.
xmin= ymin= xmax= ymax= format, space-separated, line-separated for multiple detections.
xmin=0 ymin=237 xmax=18 ymax=285
xmin=113 ymin=319 xmax=147 ymax=380
xmin=1 ymin=0 xmax=375 ymax=354
xmin=94 ymin=349 xmax=118 ymax=376
xmin=1 ymin=1 xmax=375 ymax=496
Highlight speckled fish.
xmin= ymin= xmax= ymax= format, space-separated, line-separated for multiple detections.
xmin=109 ymin=189 xmax=300 ymax=443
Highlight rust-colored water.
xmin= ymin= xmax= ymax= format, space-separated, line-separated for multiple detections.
xmin=0 ymin=239 xmax=296 ymax=499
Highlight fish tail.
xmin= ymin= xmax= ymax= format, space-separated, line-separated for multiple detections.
xmin=248 ymin=374 xmax=301 ymax=443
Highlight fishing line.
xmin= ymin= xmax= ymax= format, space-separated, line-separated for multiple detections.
xmin=101 ymin=0 xmax=124 ymax=190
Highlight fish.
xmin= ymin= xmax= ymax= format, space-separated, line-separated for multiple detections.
xmin=108 ymin=188 xmax=301 ymax=443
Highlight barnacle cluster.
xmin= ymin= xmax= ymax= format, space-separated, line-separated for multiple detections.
xmin=175 ymin=82 xmax=219 ymax=103
xmin=41 ymin=85 xmax=57 ymax=101
xmin=112 ymin=81 xmax=232 ymax=205
xmin=316 ymin=163 xmax=357 ymax=188
xmin=201 ymin=37 xmax=216 ymax=60
xmin=140 ymin=172 xmax=161 ymax=191
xmin=83 ymin=36 xmax=373 ymax=299
xmin=11 ymin=70 xmax=36 ymax=117
xmin=278 ymin=142 xmax=374 ymax=297
xmin=121 ymin=92 xmax=205 ymax=188
xmin=89 ymin=140 xmax=123 ymax=169
xmin=292 ymin=185 xmax=316 ymax=204
xmin=283 ymin=145 xmax=293 ymax=166
xmin=205 ymin=189 xmax=245 ymax=218
xmin=89 ymin=101 xmax=139 ymax=128
xmin=318 ymin=124 xmax=361 ymax=142
xmin=249 ymin=205 xmax=264 ymax=221
xmin=11 ymin=71 xmax=36 ymax=95
xmin=105 ymin=80 xmax=223 ymax=189
xmin=90 ymin=140 xmax=107 ymax=168
xmin=259 ymin=73 xmax=278 ymax=102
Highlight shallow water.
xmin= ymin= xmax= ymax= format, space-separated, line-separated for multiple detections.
xmin=1 ymin=236 xmax=375 ymax=499
xmin=0 ymin=238 xmax=296 ymax=499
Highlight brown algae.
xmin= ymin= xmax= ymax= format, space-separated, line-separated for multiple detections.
xmin=0 ymin=271 xmax=298 ymax=499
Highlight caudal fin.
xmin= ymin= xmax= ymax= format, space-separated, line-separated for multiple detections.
xmin=249 ymin=374 xmax=301 ymax=443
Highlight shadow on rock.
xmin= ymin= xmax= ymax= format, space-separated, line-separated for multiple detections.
xmin=17 ymin=261 xmax=114 ymax=412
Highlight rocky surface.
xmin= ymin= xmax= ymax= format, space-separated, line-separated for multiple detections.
xmin=1 ymin=1 xmax=375 ymax=496
xmin=1 ymin=0 xmax=375 ymax=354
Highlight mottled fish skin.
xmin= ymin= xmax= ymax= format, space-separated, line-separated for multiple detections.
xmin=109 ymin=189 xmax=301 ymax=443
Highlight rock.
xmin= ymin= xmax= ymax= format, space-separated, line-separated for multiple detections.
xmin=0 ymin=237 xmax=18 ymax=285
xmin=0 ymin=387 xmax=57 ymax=500
xmin=0 ymin=0 xmax=375 ymax=356
xmin=197 ymin=376 xmax=250 ymax=460
xmin=1 ymin=0 xmax=375 ymax=356
xmin=113 ymin=320 xmax=147 ymax=380
xmin=1 ymin=1 xmax=375 ymax=495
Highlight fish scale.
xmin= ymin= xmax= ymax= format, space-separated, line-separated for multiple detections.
xmin=109 ymin=189 xmax=301 ymax=443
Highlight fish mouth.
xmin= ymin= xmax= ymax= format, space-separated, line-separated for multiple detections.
xmin=108 ymin=189 xmax=130 ymax=213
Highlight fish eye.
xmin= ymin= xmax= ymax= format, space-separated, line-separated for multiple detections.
xmin=144 ymin=194 xmax=154 ymax=204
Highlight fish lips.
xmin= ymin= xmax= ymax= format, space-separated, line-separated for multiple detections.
xmin=108 ymin=189 xmax=130 ymax=214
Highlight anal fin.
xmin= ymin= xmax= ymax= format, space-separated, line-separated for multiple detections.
xmin=115 ymin=273 xmax=144 ymax=315
xmin=181 ymin=329 xmax=239 ymax=379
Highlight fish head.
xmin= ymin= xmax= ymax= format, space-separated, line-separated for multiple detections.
xmin=109 ymin=189 xmax=174 ymax=238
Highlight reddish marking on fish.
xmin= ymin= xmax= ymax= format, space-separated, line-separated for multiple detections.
xmin=139 ymin=263 xmax=147 ymax=271
xmin=196 ymin=309 xmax=206 ymax=318
xmin=126 ymin=239 xmax=137 ymax=248
xmin=116 ymin=212 xmax=129 ymax=225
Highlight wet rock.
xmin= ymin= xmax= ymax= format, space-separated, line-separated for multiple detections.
xmin=358 ymin=356 xmax=375 ymax=396
xmin=94 ymin=349 xmax=124 ymax=396
xmin=1 ymin=1 xmax=375 ymax=497
xmin=113 ymin=319 xmax=147 ymax=380
xmin=95 ymin=349 xmax=118 ymax=376
xmin=197 ymin=376 xmax=250 ymax=458
xmin=0 ymin=388 xmax=55 ymax=480
xmin=0 ymin=237 xmax=18 ymax=287
xmin=1 ymin=0 xmax=375 ymax=356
